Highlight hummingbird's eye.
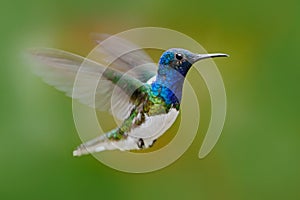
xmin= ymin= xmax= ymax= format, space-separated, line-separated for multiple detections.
xmin=175 ymin=53 xmax=183 ymax=60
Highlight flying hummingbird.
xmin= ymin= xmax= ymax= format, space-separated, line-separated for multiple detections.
xmin=30 ymin=35 xmax=228 ymax=156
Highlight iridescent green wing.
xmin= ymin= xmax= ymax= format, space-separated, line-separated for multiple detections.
xmin=29 ymin=48 xmax=146 ymax=120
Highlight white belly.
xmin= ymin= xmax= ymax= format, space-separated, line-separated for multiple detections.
xmin=126 ymin=108 xmax=179 ymax=148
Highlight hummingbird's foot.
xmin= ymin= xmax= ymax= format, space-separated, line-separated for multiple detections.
xmin=137 ymin=138 xmax=145 ymax=149
xmin=149 ymin=139 xmax=157 ymax=147
xmin=137 ymin=138 xmax=157 ymax=149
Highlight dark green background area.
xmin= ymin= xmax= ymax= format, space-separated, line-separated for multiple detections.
xmin=1 ymin=0 xmax=299 ymax=199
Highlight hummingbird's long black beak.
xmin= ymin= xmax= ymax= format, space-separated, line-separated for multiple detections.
xmin=190 ymin=53 xmax=229 ymax=63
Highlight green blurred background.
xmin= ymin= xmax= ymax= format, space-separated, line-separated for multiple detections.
xmin=1 ymin=0 xmax=299 ymax=199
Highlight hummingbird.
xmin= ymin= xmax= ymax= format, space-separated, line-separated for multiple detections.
xmin=30 ymin=35 xmax=228 ymax=156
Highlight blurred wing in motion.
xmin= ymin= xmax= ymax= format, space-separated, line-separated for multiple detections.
xmin=91 ymin=33 xmax=157 ymax=82
xmin=29 ymin=48 xmax=145 ymax=120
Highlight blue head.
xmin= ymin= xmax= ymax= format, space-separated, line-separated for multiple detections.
xmin=151 ymin=48 xmax=228 ymax=107
xmin=158 ymin=48 xmax=195 ymax=77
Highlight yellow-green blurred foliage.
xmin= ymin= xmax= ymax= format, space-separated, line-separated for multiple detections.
xmin=0 ymin=0 xmax=299 ymax=199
